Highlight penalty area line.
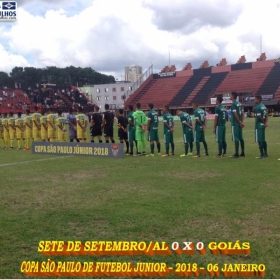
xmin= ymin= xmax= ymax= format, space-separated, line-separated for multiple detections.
xmin=0 ymin=155 xmax=73 ymax=167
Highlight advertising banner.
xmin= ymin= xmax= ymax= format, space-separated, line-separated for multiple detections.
xmin=32 ymin=142 xmax=124 ymax=158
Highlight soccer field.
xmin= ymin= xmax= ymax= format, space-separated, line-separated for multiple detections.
xmin=0 ymin=118 xmax=280 ymax=278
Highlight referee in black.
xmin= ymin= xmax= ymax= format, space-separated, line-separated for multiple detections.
xmin=102 ymin=104 xmax=115 ymax=143
xmin=90 ymin=106 xmax=103 ymax=143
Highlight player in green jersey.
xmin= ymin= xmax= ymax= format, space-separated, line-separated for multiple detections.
xmin=192 ymin=103 xmax=208 ymax=158
xmin=133 ymin=103 xmax=147 ymax=156
xmin=254 ymin=96 xmax=268 ymax=159
xmin=229 ymin=92 xmax=245 ymax=158
xmin=127 ymin=105 xmax=137 ymax=155
xmin=213 ymin=96 xmax=227 ymax=158
xmin=162 ymin=105 xmax=174 ymax=157
xmin=176 ymin=109 xmax=194 ymax=157
xmin=146 ymin=103 xmax=161 ymax=156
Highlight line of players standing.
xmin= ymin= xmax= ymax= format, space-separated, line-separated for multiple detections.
xmin=0 ymin=91 xmax=269 ymax=159
xmin=106 ymin=91 xmax=268 ymax=159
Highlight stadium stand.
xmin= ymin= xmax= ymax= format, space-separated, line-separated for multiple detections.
xmin=255 ymin=63 xmax=280 ymax=97
xmin=214 ymin=67 xmax=272 ymax=95
xmin=125 ymin=54 xmax=280 ymax=109
xmin=0 ymin=86 xmax=94 ymax=113
xmin=169 ymin=75 xmax=206 ymax=107
xmin=132 ymin=76 xmax=190 ymax=108
xmin=189 ymin=72 xmax=228 ymax=105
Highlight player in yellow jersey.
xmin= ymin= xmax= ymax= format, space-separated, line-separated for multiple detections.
xmin=2 ymin=113 xmax=9 ymax=149
xmin=8 ymin=112 xmax=16 ymax=149
xmin=47 ymin=108 xmax=57 ymax=142
xmin=40 ymin=110 xmax=48 ymax=141
xmin=76 ymin=107 xmax=88 ymax=142
xmin=56 ymin=110 xmax=67 ymax=142
xmin=0 ymin=113 xmax=3 ymax=148
xmin=24 ymin=109 xmax=33 ymax=150
xmin=15 ymin=112 xmax=25 ymax=150
xmin=32 ymin=106 xmax=42 ymax=141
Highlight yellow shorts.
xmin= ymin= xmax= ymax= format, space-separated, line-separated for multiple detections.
xmin=33 ymin=129 xmax=41 ymax=139
xmin=3 ymin=132 xmax=9 ymax=139
xmin=25 ymin=130 xmax=32 ymax=139
xmin=77 ymin=130 xmax=87 ymax=139
xmin=9 ymin=131 xmax=16 ymax=140
xmin=48 ymin=130 xmax=56 ymax=139
xmin=16 ymin=132 xmax=25 ymax=139
xmin=57 ymin=132 xmax=67 ymax=142
xmin=41 ymin=130 xmax=47 ymax=140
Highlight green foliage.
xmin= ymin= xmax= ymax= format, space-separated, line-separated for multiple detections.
xmin=1 ymin=66 xmax=115 ymax=88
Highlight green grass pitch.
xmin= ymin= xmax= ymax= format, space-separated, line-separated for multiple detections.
xmin=0 ymin=118 xmax=280 ymax=278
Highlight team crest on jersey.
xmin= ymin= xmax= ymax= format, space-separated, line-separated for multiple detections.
xmin=111 ymin=145 xmax=119 ymax=157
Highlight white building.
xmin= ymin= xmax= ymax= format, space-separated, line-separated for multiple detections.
xmin=125 ymin=64 xmax=142 ymax=82
xmin=91 ymin=81 xmax=134 ymax=111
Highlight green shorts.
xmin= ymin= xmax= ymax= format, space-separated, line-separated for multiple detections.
xmin=231 ymin=126 xmax=243 ymax=142
xmin=128 ymin=129 xmax=136 ymax=141
xmin=148 ymin=129 xmax=159 ymax=141
xmin=135 ymin=130 xmax=146 ymax=142
xmin=215 ymin=125 xmax=226 ymax=143
xmin=183 ymin=131 xmax=194 ymax=143
xmin=164 ymin=133 xmax=174 ymax=144
xmin=194 ymin=129 xmax=205 ymax=143
xmin=255 ymin=127 xmax=265 ymax=143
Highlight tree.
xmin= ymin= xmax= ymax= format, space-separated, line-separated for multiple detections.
xmin=0 ymin=66 xmax=116 ymax=89
xmin=0 ymin=71 xmax=12 ymax=87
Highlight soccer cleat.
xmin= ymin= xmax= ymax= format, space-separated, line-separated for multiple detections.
xmin=222 ymin=154 xmax=227 ymax=157
xmin=187 ymin=152 xmax=193 ymax=156
xmin=264 ymin=154 xmax=268 ymax=158
xmin=180 ymin=154 xmax=187 ymax=157
xmin=171 ymin=153 xmax=175 ymax=156
xmin=214 ymin=154 xmax=222 ymax=158
xmin=239 ymin=153 xmax=245 ymax=157
xmin=204 ymin=153 xmax=209 ymax=156
xmin=193 ymin=155 xmax=200 ymax=158
xmin=10 ymin=147 xmax=14 ymax=149
xmin=142 ymin=152 xmax=146 ymax=156
xmin=229 ymin=154 xmax=239 ymax=158
xmin=146 ymin=154 xmax=154 ymax=157
xmin=25 ymin=148 xmax=30 ymax=151
xmin=162 ymin=154 xmax=169 ymax=157
xmin=255 ymin=156 xmax=264 ymax=159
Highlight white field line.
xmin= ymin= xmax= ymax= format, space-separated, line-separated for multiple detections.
xmin=0 ymin=156 xmax=72 ymax=167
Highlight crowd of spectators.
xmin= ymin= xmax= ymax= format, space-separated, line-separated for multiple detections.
xmin=0 ymin=84 xmax=95 ymax=113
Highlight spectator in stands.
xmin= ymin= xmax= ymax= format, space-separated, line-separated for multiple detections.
xmin=24 ymin=92 xmax=28 ymax=99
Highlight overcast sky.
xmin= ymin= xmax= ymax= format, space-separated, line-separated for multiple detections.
xmin=1 ymin=0 xmax=280 ymax=79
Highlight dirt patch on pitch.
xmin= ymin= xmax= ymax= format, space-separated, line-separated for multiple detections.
xmin=13 ymin=170 xmax=107 ymax=183
xmin=158 ymin=171 xmax=221 ymax=180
